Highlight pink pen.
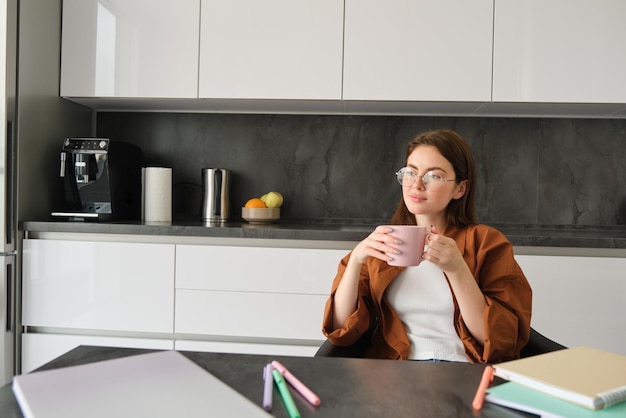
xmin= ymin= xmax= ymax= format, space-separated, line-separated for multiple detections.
xmin=271 ymin=360 xmax=321 ymax=406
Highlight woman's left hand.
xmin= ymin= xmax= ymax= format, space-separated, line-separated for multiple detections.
xmin=423 ymin=225 xmax=488 ymax=345
xmin=422 ymin=225 xmax=466 ymax=275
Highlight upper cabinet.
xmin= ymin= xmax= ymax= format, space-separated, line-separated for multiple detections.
xmin=60 ymin=0 xmax=200 ymax=98
xmin=493 ymin=0 xmax=626 ymax=103
xmin=343 ymin=0 xmax=494 ymax=102
xmin=198 ymin=0 xmax=343 ymax=100
xmin=59 ymin=0 xmax=626 ymax=117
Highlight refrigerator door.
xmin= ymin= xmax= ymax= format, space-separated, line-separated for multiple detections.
xmin=0 ymin=0 xmax=17 ymax=386
xmin=1 ymin=254 xmax=14 ymax=386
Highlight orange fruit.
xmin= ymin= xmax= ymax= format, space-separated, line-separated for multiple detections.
xmin=244 ymin=198 xmax=267 ymax=208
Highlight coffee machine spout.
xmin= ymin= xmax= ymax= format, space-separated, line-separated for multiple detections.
xmin=60 ymin=152 xmax=66 ymax=177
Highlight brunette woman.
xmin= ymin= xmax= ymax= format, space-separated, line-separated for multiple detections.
xmin=322 ymin=129 xmax=532 ymax=363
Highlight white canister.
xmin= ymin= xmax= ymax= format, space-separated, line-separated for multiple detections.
xmin=142 ymin=167 xmax=172 ymax=223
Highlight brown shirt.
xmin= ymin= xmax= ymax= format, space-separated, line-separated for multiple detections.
xmin=322 ymin=224 xmax=532 ymax=363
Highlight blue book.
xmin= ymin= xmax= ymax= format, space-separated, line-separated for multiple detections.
xmin=486 ymin=382 xmax=626 ymax=418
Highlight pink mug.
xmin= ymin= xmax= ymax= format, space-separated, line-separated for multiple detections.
xmin=384 ymin=225 xmax=428 ymax=266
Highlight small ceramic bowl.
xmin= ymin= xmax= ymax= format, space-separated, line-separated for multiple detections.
xmin=241 ymin=207 xmax=280 ymax=224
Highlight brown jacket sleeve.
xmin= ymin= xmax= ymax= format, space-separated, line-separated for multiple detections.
xmin=452 ymin=224 xmax=532 ymax=363
xmin=321 ymin=252 xmax=376 ymax=346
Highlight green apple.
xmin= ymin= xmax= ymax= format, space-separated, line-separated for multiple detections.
xmin=262 ymin=191 xmax=283 ymax=208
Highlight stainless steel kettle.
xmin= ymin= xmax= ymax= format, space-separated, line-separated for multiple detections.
xmin=201 ymin=168 xmax=230 ymax=221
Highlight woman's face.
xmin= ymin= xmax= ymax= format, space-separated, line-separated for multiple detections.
xmin=402 ymin=145 xmax=466 ymax=219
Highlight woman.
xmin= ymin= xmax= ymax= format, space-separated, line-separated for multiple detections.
xmin=322 ymin=129 xmax=532 ymax=363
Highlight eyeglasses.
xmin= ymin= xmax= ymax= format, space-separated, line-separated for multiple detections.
xmin=395 ymin=167 xmax=456 ymax=190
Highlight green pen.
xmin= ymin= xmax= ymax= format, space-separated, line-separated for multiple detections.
xmin=272 ymin=368 xmax=301 ymax=418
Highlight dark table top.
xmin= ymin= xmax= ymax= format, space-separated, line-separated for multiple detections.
xmin=0 ymin=346 xmax=533 ymax=418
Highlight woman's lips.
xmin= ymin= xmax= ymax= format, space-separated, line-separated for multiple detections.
xmin=409 ymin=194 xmax=426 ymax=203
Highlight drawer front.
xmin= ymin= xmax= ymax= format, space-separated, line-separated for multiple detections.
xmin=175 ymin=289 xmax=327 ymax=341
xmin=22 ymin=239 xmax=175 ymax=333
xmin=176 ymin=245 xmax=346 ymax=294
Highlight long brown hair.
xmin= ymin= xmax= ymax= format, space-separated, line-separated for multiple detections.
xmin=389 ymin=129 xmax=476 ymax=228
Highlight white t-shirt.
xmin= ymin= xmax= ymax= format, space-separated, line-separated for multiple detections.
xmin=385 ymin=260 xmax=468 ymax=362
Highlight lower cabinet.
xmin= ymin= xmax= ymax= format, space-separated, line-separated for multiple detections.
xmin=20 ymin=239 xmax=176 ymax=372
xmin=175 ymin=290 xmax=328 ymax=340
xmin=19 ymin=236 xmax=626 ymax=368
xmin=20 ymin=237 xmax=349 ymax=371
xmin=515 ymin=254 xmax=626 ymax=355
xmin=174 ymin=244 xmax=347 ymax=356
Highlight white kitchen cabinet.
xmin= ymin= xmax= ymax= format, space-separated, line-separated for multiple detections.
xmin=515 ymin=254 xmax=626 ymax=355
xmin=198 ymin=0 xmax=343 ymax=100
xmin=493 ymin=0 xmax=626 ymax=103
xmin=21 ymin=238 xmax=176 ymax=373
xmin=22 ymin=239 xmax=175 ymax=333
xmin=174 ymin=244 xmax=347 ymax=355
xmin=176 ymin=290 xmax=328 ymax=341
xmin=60 ymin=0 xmax=199 ymax=98
xmin=342 ymin=0 xmax=493 ymax=102
xmin=175 ymin=245 xmax=341 ymax=295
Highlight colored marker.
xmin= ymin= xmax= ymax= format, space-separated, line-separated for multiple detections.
xmin=271 ymin=360 xmax=321 ymax=406
xmin=472 ymin=365 xmax=494 ymax=411
xmin=262 ymin=363 xmax=273 ymax=411
xmin=272 ymin=368 xmax=301 ymax=418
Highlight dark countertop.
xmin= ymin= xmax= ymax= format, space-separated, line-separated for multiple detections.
xmin=0 ymin=345 xmax=531 ymax=418
xmin=20 ymin=220 xmax=626 ymax=249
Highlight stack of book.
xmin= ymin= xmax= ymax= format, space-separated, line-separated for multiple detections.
xmin=485 ymin=346 xmax=626 ymax=418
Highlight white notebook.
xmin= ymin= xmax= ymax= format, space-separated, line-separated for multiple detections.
xmin=12 ymin=350 xmax=270 ymax=418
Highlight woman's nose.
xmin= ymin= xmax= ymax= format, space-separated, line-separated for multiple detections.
xmin=411 ymin=175 xmax=426 ymax=190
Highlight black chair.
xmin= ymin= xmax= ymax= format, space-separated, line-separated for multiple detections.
xmin=520 ymin=327 xmax=567 ymax=358
xmin=315 ymin=326 xmax=566 ymax=359
xmin=315 ymin=319 xmax=378 ymax=358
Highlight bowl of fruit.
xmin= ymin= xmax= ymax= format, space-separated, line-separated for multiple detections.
xmin=242 ymin=191 xmax=283 ymax=224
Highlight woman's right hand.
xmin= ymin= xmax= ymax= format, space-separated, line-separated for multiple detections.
xmin=350 ymin=225 xmax=403 ymax=265
xmin=333 ymin=225 xmax=402 ymax=329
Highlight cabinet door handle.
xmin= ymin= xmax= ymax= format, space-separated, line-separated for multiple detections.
xmin=5 ymin=261 xmax=14 ymax=332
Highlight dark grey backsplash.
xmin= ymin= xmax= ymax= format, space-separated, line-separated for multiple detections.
xmin=96 ymin=113 xmax=626 ymax=226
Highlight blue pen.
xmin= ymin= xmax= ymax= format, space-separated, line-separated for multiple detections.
xmin=262 ymin=363 xmax=273 ymax=411
xmin=272 ymin=368 xmax=301 ymax=418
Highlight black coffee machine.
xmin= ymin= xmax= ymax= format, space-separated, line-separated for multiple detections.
xmin=52 ymin=138 xmax=144 ymax=221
